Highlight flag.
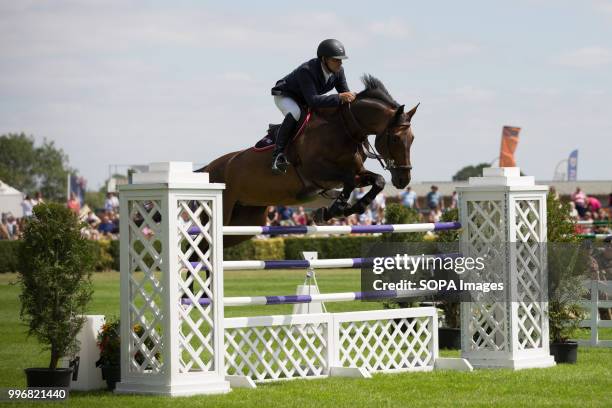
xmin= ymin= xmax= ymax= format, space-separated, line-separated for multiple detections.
xmin=499 ymin=126 xmax=521 ymax=167
xmin=567 ymin=149 xmax=578 ymax=181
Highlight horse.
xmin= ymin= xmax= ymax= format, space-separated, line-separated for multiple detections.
xmin=198 ymin=75 xmax=418 ymax=247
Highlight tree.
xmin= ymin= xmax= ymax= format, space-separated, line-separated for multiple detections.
xmin=0 ymin=133 xmax=71 ymax=201
xmin=452 ymin=163 xmax=490 ymax=181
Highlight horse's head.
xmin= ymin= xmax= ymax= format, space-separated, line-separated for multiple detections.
xmin=374 ymin=103 xmax=418 ymax=189
xmin=352 ymin=75 xmax=418 ymax=189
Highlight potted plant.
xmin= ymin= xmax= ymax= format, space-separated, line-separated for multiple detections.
xmin=547 ymin=192 xmax=588 ymax=363
xmin=95 ymin=318 xmax=120 ymax=390
xmin=18 ymin=203 xmax=95 ymax=387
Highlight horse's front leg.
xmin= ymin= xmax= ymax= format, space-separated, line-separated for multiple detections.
xmin=344 ymin=171 xmax=385 ymax=216
xmin=313 ymin=182 xmax=354 ymax=223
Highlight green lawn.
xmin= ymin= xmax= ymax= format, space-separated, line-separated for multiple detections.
xmin=1 ymin=271 xmax=611 ymax=407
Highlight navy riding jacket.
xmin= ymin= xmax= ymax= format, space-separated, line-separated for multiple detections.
xmin=271 ymin=58 xmax=350 ymax=108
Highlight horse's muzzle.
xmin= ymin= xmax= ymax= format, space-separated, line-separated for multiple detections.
xmin=391 ymin=169 xmax=411 ymax=189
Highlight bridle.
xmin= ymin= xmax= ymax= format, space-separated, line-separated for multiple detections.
xmin=340 ymin=103 xmax=413 ymax=171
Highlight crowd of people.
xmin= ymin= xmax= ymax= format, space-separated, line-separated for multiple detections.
xmin=2 ymin=187 xmax=611 ymax=241
xmin=568 ymin=188 xmax=612 ymax=235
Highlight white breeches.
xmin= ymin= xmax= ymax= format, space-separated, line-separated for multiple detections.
xmin=273 ymin=95 xmax=301 ymax=121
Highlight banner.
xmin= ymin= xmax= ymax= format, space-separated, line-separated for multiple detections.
xmin=567 ymin=149 xmax=578 ymax=181
xmin=499 ymin=126 xmax=521 ymax=167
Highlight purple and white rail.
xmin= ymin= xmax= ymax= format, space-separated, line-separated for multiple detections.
xmin=186 ymin=221 xmax=461 ymax=236
xmin=188 ymin=252 xmax=461 ymax=271
xmin=182 ymin=288 xmax=438 ymax=307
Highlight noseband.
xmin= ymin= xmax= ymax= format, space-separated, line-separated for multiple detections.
xmin=340 ymin=103 xmax=412 ymax=171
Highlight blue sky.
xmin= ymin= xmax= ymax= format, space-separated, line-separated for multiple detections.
xmin=1 ymin=0 xmax=611 ymax=189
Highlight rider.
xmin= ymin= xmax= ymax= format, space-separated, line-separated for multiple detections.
xmin=270 ymin=39 xmax=357 ymax=174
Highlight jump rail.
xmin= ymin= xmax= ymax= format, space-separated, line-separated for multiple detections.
xmin=188 ymin=252 xmax=461 ymax=271
xmin=182 ymin=289 xmax=439 ymax=307
xmin=187 ymin=221 xmax=461 ymax=236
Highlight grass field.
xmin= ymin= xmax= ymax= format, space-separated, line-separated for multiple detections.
xmin=1 ymin=271 xmax=611 ymax=407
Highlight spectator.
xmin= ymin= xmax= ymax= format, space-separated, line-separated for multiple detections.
xmin=32 ymin=191 xmax=44 ymax=206
xmin=426 ymin=185 xmax=443 ymax=211
xmin=587 ymin=196 xmax=602 ymax=214
xmin=571 ymin=187 xmax=587 ymax=217
xmin=110 ymin=192 xmax=120 ymax=211
xmin=98 ymin=214 xmax=116 ymax=238
xmin=0 ymin=213 xmax=9 ymax=240
xmin=21 ymin=195 xmax=34 ymax=218
xmin=104 ymin=193 xmax=115 ymax=212
xmin=277 ymin=205 xmax=294 ymax=226
xmin=292 ymin=206 xmax=308 ymax=226
xmin=4 ymin=214 xmax=20 ymax=240
xmin=399 ymin=186 xmax=418 ymax=209
xmin=67 ymin=192 xmax=81 ymax=214
xmin=371 ymin=192 xmax=386 ymax=224
xmin=267 ymin=206 xmax=279 ymax=226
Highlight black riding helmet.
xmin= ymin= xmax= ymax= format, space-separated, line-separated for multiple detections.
xmin=317 ymin=39 xmax=348 ymax=60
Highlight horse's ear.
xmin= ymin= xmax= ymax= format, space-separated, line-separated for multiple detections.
xmin=406 ymin=103 xmax=419 ymax=121
xmin=394 ymin=105 xmax=405 ymax=123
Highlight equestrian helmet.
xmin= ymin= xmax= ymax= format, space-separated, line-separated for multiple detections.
xmin=317 ymin=39 xmax=348 ymax=59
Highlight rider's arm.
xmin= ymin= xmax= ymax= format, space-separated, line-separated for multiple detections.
xmin=334 ymin=68 xmax=349 ymax=93
xmin=296 ymin=68 xmax=341 ymax=108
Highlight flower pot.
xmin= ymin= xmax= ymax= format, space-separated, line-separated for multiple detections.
xmin=438 ymin=327 xmax=461 ymax=350
xmin=549 ymin=341 xmax=578 ymax=364
xmin=24 ymin=368 xmax=73 ymax=388
xmin=100 ymin=365 xmax=121 ymax=391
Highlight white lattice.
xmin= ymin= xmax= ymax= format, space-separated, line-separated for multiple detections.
xmin=514 ymin=200 xmax=545 ymax=349
xmin=464 ymin=200 xmax=509 ymax=352
xmin=336 ymin=314 xmax=434 ymax=372
xmin=177 ymin=200 xmax=216 ymax=372
xmin=223 ymin=308 xmax=436 ymax=383
xmin=127 ymin=200 xmax=164 ymax=373
xmin=224 ymin=315 xmax=330 ymax=382
xmin=468 ymin=303 xmax=507 ymax=351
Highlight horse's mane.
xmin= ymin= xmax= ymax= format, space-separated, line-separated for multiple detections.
xmin=357 ymin=75 xmax=400 ymax=108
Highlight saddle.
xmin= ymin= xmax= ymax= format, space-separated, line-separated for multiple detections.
xmin=253 ymin=106 xmax=311 ymax=151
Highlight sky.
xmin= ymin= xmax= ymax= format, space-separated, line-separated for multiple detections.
xmin=1 ymin=0 xmax=611 ymax=190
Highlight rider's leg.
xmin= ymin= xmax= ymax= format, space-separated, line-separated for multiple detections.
xmin=272 ymin=96 xmax=300 ymax=174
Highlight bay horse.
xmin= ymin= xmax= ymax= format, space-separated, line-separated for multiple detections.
xmin=198 ymin=75 xmax=417 ymax=247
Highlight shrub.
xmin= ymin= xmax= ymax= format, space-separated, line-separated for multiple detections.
xmin=18 ymin=203 xmax=95 ymax=369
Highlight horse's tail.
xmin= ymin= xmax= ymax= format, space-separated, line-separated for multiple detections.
xmin=196 ymin=150 xmax=243 ymax=183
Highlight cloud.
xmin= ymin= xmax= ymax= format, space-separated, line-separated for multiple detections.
xmin=450 ymin=86 xmax=495 ymax=102
xmin=554 ymin=46 xmax=612 ymax=68
xmin=367 ymin=18 xmax=412 ymax=38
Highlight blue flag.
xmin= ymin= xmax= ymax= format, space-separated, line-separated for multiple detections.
xmin=567 ymin=150 xmax=578 ymax=181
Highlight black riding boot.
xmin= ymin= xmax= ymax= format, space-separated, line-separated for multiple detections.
xmin=271 ymin=114 xmax=298 ymax=174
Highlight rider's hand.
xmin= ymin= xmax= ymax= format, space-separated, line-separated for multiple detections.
xmin=339 ymin=92 xmax=357 ymax=104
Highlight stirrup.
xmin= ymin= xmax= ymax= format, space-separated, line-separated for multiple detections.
xmin=271 ymin=153 xmax=290 ymax=174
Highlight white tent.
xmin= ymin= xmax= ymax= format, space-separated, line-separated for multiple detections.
xmin=0 ymin=180 xmax=24 ymax=218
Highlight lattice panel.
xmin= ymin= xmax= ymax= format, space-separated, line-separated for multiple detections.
xmin=337 ymin=316 xmax=434 ymax=372
xmin=467 ymin=303 xmax=508 ymax=351
xmin=177 ymin=199 xmax=216 ymax=372
xmin=514 ymin=199 xmax=544 ymax=349
xmin=127 ymin=200 xmax=164 ymax=373
xmin=466 ymin=200 xmax=505 ymax=257
xmin=224 ymin=323 xmax=329 ymax=382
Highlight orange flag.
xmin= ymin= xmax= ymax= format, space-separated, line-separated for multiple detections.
xmin=499 ymin=126 xmax=521 ymax=167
